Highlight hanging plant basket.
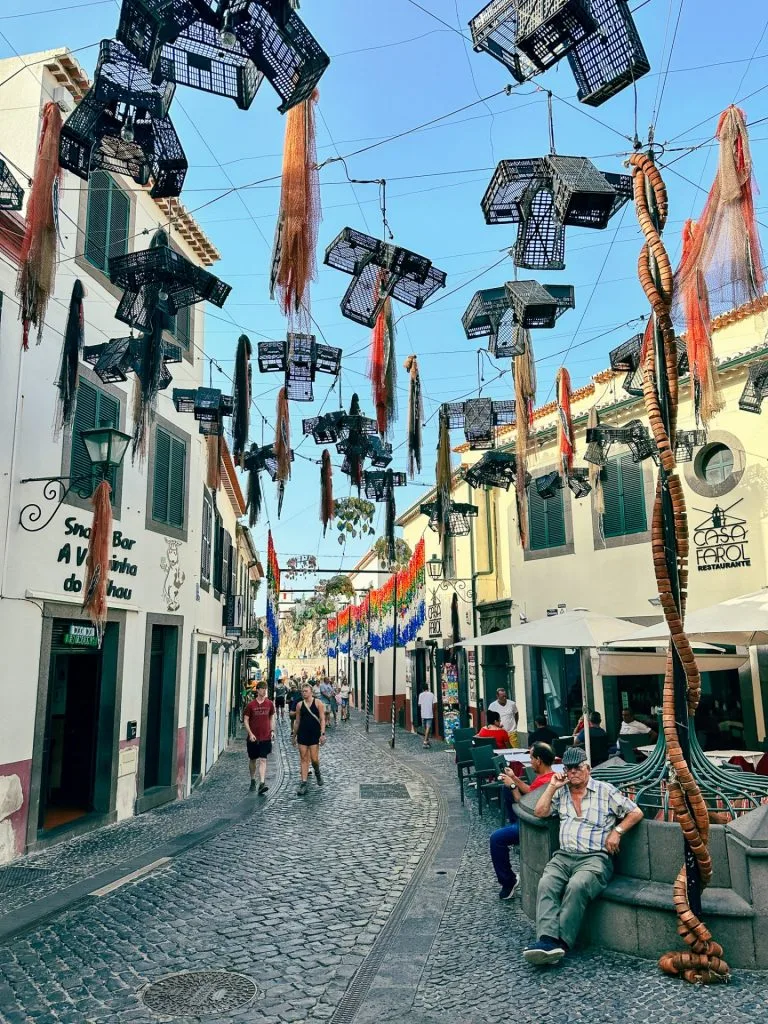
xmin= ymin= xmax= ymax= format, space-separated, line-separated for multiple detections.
xmin=333 ymin=496 xmax=376 ymax=544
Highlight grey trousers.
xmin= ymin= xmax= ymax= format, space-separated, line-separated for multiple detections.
xmin=535 ymin=849 xmax=613 ymax=948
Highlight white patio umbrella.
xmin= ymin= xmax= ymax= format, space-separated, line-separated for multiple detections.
xmin=610 ymin=589 xmax=768 ymax=647
xmin=458 ymin=609 xmax=659 ymax=763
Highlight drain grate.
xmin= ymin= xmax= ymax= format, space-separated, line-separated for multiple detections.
xmin=0 ymin=867 xmax=51 ymax=893
xmin=142 ymin=971 xmax=258 ymax=1016
xmin=359 ymin=783 xmax=410 ymax=800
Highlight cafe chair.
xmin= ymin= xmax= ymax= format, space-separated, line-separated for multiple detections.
xmin=756 ymin=754 xmax=768 ymax=777
xmin=454 ymin=739 xmax=475 ymax=804
xmin=470 ymin=744 xmax=502 ymax=818
xmin=452 ymin=727 xmax=476 ymax=746
xmin=472 ymin=736 xmax=497 ymax=748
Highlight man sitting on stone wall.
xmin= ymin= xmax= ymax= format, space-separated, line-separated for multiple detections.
xmin=523 ymin=746 xmax=643 ymax=965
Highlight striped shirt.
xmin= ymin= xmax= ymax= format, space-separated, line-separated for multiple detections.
xmin=550 ymin=778 xmax=638 ymax=854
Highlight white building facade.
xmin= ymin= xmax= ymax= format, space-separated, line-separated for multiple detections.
xmin=0 ymin=49 xmax=255 ymax=863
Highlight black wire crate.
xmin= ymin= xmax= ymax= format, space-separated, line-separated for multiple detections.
xmin=535 ymin=470 xmax=565 ymax=499
xmin=156 ymin=18 xmax=263 ymax=110
xmin=91 ymin=38 xmax=175 ymax=117
xmin=514 ymin=187 xmax=566 ymax=270
xmin=116 ymin=0 xmax=207 ymax=74
xmin=469 ymin=0 xmax=539 ymax=82
xmin=515 ymin=0 xmax=596 ymax=71
xmin=566 ymin=0 xmax=650 ymax=107
xmin=546 ymin=154 xmax=621 ymax=228
xmin=420 ymin=499 xmax=479 ymax=536
xmin=257 ymin=334 xmax=341 ymax=402
xmin=738 ymin=359 xmax=768 ymax=413
xmin=363 ymin=471 xmax=407 ymax=501
xmin=567 ymin=467 xmax=592 ymax=498
xmin=444 ymin=398 xmax=516 ymax=449
xmin=464 ymin=451 xmax=528 ymax=491
xmin=506 ymin=280 xmax=575 ymax=329
xmin=481 ymin=157 xmax=547 ymax=225
xmin=229 ymin=0 xmax=330 ymax=112
xmin=0 ymin=158 xmax=24 ymax=211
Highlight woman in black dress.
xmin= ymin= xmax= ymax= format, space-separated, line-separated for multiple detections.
xmin=292 ymin=682 xmax=326 ymax=795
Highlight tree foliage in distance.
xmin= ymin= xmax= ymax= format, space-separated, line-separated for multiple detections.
xmin=333 ymin=497 xmax=376 ymax=544
xmin=322 ymin=574 xmax=355 ymax=598
xmin=373 ymin=536 xmax=412 ymax=570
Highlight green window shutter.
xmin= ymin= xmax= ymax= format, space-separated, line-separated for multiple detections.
xmin=213 ymin=513 xmax=223 ymax=591
xmin=168 ymin=436 xmax=186 ymax=529
xmin=107 ymin=179 xmax=130 ymax=266
xmin=84 ymin=171 xmax=129 ymax=273
xmin=173 ymin=304 xmax=192 ymax=349
xmin=603 ymin=454 xmax=646 ymax=538
xmin=84 ymin=171 xmax=110 ymax=271
xmin=71 ymin=379 xmax=98 ymax=489
xmin=201 ymin=493 xmax=212 ymax=582
xmin=152 ymin=428 xmax=171 ymax=523
xmin=527 ymin=481 xmax=566 ymax=550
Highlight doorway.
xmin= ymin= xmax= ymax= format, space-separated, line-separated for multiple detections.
xmin=141 ymin=624 xmax=179 ymax=800
xmin=191 ymin=647 xmax=207 ymax=784
xmin=41 ymin=647 xmax=101 ymax=831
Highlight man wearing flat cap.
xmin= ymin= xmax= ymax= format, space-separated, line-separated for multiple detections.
xmin=523 ymin=746 xmax=643 ymax=965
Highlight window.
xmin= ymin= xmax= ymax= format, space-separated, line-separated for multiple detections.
xmin=698 ymin=443 xmax=734 ymax=486
xmin=71 ymin=378 xmax=120 ymax=499
xmin=528 ymin=481 xmax=566 ymax=551
xmin=169 ymin=303 xmax=193 ymax=349
xmin=84 ymin=170 xmax=130 ymax=274
xmin=152 ymin=427 xmax=186 ymax=529
xmin=201 ymin=491 xmax=212 ymax=584
xmin=213 ymin=509 xmax=224 ymax=592
xmin=222 ymin=532 xmax=231 ymax=599
xmin=602 ymin=453 xmax=647 ymax=539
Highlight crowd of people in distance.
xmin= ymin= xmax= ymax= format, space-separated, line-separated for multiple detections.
xmin=242 ymin=666 xmax=354 ymax=798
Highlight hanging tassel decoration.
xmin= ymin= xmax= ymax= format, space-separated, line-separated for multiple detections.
xmin=369 ymin=296 xmax=397 ymax=436
xmin=513 ymin=334 xmax=536 ymax=548
xmin=247 ymin=448 xmax=263 ymax=528
xmin=587 ymin=405 xmax=605 ymax=541
xmin=384 ymin=469 xmax=396 ymax=565
xmin=403 ymin=353 xmax=422 ymax=478
xmin=54 ymin=279 xmax=85 ymax=435
xmin=17 ymin=101 xmax=62 ymax=348
xmin=232 ymin=334 xmax=252 ymax=465
xmin=82 ymin=479 xmax=112 ymax=644
xmin=679 ymin=220 xmax=723 ymax=424
xmin=450 ymin=592 xmax=461 ymax=646
xmin=435 ymin=408 xmax=454 ymax=578
xmin=275 ymin=386 xmax=291 ymax=516
xmin=348 ymin=393 xmax=364 ymax=492
xmin=131 ymin=307 xmax=165 ymax=461
xmin=270 ymin=90 xmax=320 ymax=325
xmin=320 ymin=448 xmax=334 ymax=536
xmin=206 ymin=434 xmax=222 ymax=491
xmin=556 ymin=366 xmax=574 ymax=478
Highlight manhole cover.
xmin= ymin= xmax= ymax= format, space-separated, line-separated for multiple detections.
xmin=142 ymin=971 xmax=258 ymax=1015
xmin=0 ymin=867 xmax=51 ymax=893
xmin=359 ymin=783 xmax=410 ymax=800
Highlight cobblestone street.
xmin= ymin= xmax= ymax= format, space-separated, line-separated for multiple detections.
xmin=0 ymin=717 xmax=765 ymax=1024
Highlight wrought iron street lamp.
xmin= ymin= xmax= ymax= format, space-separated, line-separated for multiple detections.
xmin=19 ymin=425 xmax=132 ymax=532
xmin=426 ymin=553 xmax=480 ymax=728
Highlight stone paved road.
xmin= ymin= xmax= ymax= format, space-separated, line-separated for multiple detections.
xmin=1 ymin=717 xmax=766 ymax=1024
xmin=0 ymin=718 xmax=437 ymax=1023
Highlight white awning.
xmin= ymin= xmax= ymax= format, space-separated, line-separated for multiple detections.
xmin=597 ymin=649 xmax=748 ymax=676
xmin=458 ymin=608 xmax=655 ymax=650
xmin=610 ymin=589 xmax=768 ymax=647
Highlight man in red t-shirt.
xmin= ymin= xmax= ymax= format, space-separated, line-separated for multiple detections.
xmin=490 ymin=741 xmax=557 ymax=899
xmin=476 ymin=710 xmax=511 ymax=749
xmin=243 ymin=682 xmax=276 ymax=794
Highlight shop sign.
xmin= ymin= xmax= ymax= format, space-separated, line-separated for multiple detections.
xmin=467 ymin=649 xmax=476 ymax=702
xmin=428 ymin=590 xmax=442 ymax=639
xmin=694 ymin=500 xmax=750 ymax=573
xmin=57 ymin=516 xmax=139 ymax=601
xmin=225 ymin=594 xmax=244 ymax=637
xmin=63 ymin=623 xmax=98 ymax=648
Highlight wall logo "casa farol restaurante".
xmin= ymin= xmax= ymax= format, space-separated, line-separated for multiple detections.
xmin=693 ymin=500 xmax=751 ymax=573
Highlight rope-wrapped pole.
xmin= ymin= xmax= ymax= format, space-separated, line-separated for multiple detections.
xmin=629 ymin=151 xmax=728 ymax=984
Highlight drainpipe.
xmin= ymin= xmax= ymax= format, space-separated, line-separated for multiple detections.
xmin=468 ymin=482 xmax=496 ymax=727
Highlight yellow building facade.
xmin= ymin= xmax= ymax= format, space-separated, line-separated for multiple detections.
xmin=400 ymin=297 xmax=768 ymax=747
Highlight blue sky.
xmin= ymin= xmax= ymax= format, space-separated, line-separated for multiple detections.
xmin=2 ymin=0 xmax=768 ymax=579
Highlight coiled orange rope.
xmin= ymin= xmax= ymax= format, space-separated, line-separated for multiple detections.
xmin=629 ymin=152 xmax=729 ymax=985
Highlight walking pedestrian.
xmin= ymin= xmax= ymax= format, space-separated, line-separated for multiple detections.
xmin=292 ymin=682 xmax=326 ymax=795
xmin=242 ymin=682 xmax=276 ymax=794
xmin=274 ymin=677 xmax=287 ymax=720
xmin=339 ymin=679 xmax=351 ymax=722
xmin=417 ymin=685 xmax=436 ymax=747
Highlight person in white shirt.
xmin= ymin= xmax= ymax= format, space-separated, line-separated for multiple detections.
xmin=619 ymin=708 xmax=655 ymax=738
xmin=417 ymin=686 xmax=437 ymax=748
xmin=487 ymin=689 xmax=519 ymax=747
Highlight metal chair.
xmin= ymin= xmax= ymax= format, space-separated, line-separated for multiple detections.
xmin=472 ymin=736 xmax=498 ymax=748
xmin=471 ymin=745 xmax=503 ymax=818
xmin=452 ymin=727 xmax=476 ymax=745
xmin=454 ymin=739 xmax=475 ymax=805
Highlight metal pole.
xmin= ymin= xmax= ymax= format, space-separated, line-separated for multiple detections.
xmin=347 ymin=607 xmax=352 ymax=699
xmin=390 ymin=575 xmax=397 ymax=749
xmin=645 ymin=154 xmax=701 ymax=917
xmin=579 ymin=647 xmax=592 ymax=766
xmin=471 ymin=573 xmax=481 ymax=728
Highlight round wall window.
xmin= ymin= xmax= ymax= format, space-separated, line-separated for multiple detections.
xmin=697 ymin=443 xmax=734 ymax=486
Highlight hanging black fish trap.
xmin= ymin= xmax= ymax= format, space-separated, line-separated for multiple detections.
xmin=419 ymin=499 xmax=479 ymax=536
xmin=444 ymin=398 xmax=516 ymax=450
xmin=462 ymin=287 xmax=529 ymax=358
xmin=739 ymin=359 xmax=768 ymax=413
xmin=59 ymin=39 xmax=186 ymax=199
xmin=257 ymin=332 xmax=341 ymax=401
xmin=173 ymin=386 xmax=234 ymax=435
xmin=506 ymin=280 xmax=575 ymax=329
xmin=463 ymin=450 xmax=530 ymax=491
xmin=609 ymin=331 xmax=689 ymax=398
xmin=0 ymin=159 xmax=24 ymax=211
xmin=83 ymin=335 xmax=181 ymax=389
xmin=324 ymin=227 xmax=447 ymax=328
xmin=469 ymin=1 xmax=540 ymax=83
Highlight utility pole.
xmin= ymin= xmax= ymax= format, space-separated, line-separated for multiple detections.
xmin=389 ymin=575 xmax=398 ymax=749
